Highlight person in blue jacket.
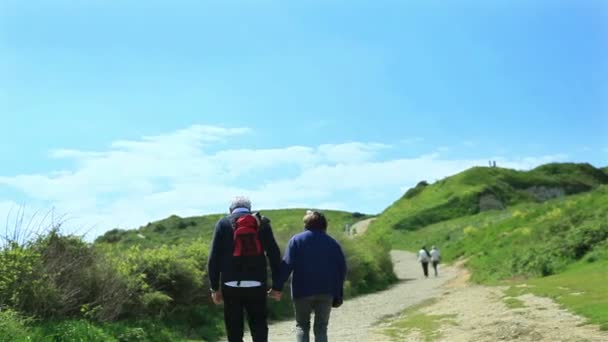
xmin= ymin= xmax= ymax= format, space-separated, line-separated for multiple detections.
xmin=273 ymin=210 xmax=347 ymax=342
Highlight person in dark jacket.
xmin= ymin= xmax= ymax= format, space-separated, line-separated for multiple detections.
xmin=207 ymin=196 xmax=282 ymax=342
xmin=274 ymin=210 xmax=347 ymax=342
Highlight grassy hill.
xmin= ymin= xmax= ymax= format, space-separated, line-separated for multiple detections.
xmin=385 ymin=185 xmax=608 ymax=329
xmin=96 ymin=209 xmax=369 ymax=250
xmin=368 ymin=161 xmax=608 ymax=330
xmin=364 ymin=163 xmax=608 ymax=330
xmin=369 ymin=163 xmax=608 ymax=233
xmin=388 ymin=185 xmax=608 ymax=281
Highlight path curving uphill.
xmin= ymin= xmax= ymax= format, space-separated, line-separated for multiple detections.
xmin=349 ymin=217 xmax=376 ymax=236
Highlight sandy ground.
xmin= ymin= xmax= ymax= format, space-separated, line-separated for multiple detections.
xmin=221 ymin=251 xmax=457 ymax=342
xmin=373 ymin=261 xmax=608 ymax=342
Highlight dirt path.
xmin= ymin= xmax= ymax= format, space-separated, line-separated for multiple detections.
xmin=221 ymin=251 xmax=457 ymax=342
xmin=374 ymin=262 xmax=608 ymax=342
xmin=349 ymin=217 xmax=375 ymax=236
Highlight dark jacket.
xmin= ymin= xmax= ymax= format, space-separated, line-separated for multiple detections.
xmin=207 ymin=211 xmax=282 ymax=291
xmin=275 ymin=229 xmax=347 ymax=300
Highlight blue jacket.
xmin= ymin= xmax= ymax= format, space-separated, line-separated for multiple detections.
xmin=276 ymin=229 xmax=347 ymax=300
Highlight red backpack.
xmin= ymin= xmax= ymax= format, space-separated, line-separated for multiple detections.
xmin=232 ymin=213 xmax=263 ymax=257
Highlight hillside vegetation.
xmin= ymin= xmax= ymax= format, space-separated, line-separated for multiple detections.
xmin=95 ymin=208 xmax=397 ymax=309
xmin=370 ymin=163 xmax=608 ymax=233
xmin=1 ymin=209 xmax=395 ymax=341
xmin=368 ymin=163 xmax=608 ymax=329
xmin=388 ymin=185 xmax=607 ymax=281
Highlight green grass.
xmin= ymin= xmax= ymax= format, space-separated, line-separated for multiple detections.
xmin=385 ymin=185 xmax=608 ymax=282
xmin=503 ymin=297 xmax=526 ymax=309
xmin=505 ymin=253 xmax=608 ymax=330
xmin=28 ymin=319 xmax=218 ymax=342
xmin=96 ymin=209 xmax=370 ymax=250
xmin=369 ymin=163 xmax=607 ymax=233
xmin=379 ymin=299 xmax=457 ymax=342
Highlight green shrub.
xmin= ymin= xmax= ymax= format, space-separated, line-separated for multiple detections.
xmin=43 ymin=320 xmax=116 ymax=342
xmin=141 ymin=292 xmax=172 ymax=317
xmin=30 ymin=231 xmax=128 ymax=320
xmin=404 ymin=180 xmax=429 ymax=199
xmin=0 ymin=309 xmax=32 ymax=341
xmin=118 ymin=327 xmax=146 ymax=342
xmin=0 ymin=243 xmax=40 ymax=311
xmin=96 ymin=229 xmax=127 ymax=244
xmin=116 ymin=245 xmax=205 ymax=317
xmin=1 ymin=231 xmax=129 ymax=322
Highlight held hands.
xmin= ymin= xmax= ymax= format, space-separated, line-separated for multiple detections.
xmin=267 ymin=289 xmax=282 ymax=301
xmin=211 ymin=290 xmax=223 ymax=305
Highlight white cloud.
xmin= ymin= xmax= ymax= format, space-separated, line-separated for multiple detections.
xmin=463 ymin=140 xmax=476 ymax=148
xmin=0 ymin=124 xmax=569 ymax=239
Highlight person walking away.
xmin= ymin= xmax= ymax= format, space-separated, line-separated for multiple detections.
xmin=273 ymin=210 xmax=347 ymax=342
xmin=207 ymin=196 xmax=282 ymax=342
xmin=430 ymin=245 xmax=441 ymax=277
xmin=417 ymin=246 xmax=431 ymax=278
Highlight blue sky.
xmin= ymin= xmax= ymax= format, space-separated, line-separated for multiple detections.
xmin=1 ymin=0 xmax=606 ymax=238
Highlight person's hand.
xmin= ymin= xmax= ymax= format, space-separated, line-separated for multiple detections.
xmin=267 ymin=289 xmax=282 ymax=301
xmin=332 ymin=297 xmax=343 ymax=308
xmin=211 ymin=290 xmax=223 ymax=305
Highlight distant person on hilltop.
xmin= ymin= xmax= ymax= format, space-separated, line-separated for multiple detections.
xmin=430 ymin=245 xmax=441 ymax=277
xmin=274 ymin=210 xmax=347 ymax=342
xmin=207 ymin=196 xmax=282 ymax=342
xmin=417 ymin=246 xmax=431 ymax=278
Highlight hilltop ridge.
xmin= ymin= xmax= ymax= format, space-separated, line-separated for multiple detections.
xmin=370 ymin=162 xmax=608 ymax=232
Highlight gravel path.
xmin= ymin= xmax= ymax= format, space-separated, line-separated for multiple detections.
xmin=349 ymin=218 xmax=375 ymax=236
xmin=222 ymin=250 xmax=457 ymax=342
xmin=373 ymin=260 xmax=608 ymax=342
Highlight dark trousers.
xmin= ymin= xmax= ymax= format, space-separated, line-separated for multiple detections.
xmin=421 ymin=262 xmax=429 ymax=278
xmin=294 ymin=294 xmax=333 ymax=342
xmin=432 ymin=261 xmax=439 ymax=276
xmin=222 ymin=285 xmax=268 ymax=342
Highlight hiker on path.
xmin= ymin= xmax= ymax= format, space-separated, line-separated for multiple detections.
xmin=274 ymin=210 xmax=347 ymax=342
xmin=430 ymin=245 xmax=441 ymax=277
xmin=417 ymin=246 xmax=431 ymax=278
xmin=207 ymin=196 xmax=282 ymax=342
